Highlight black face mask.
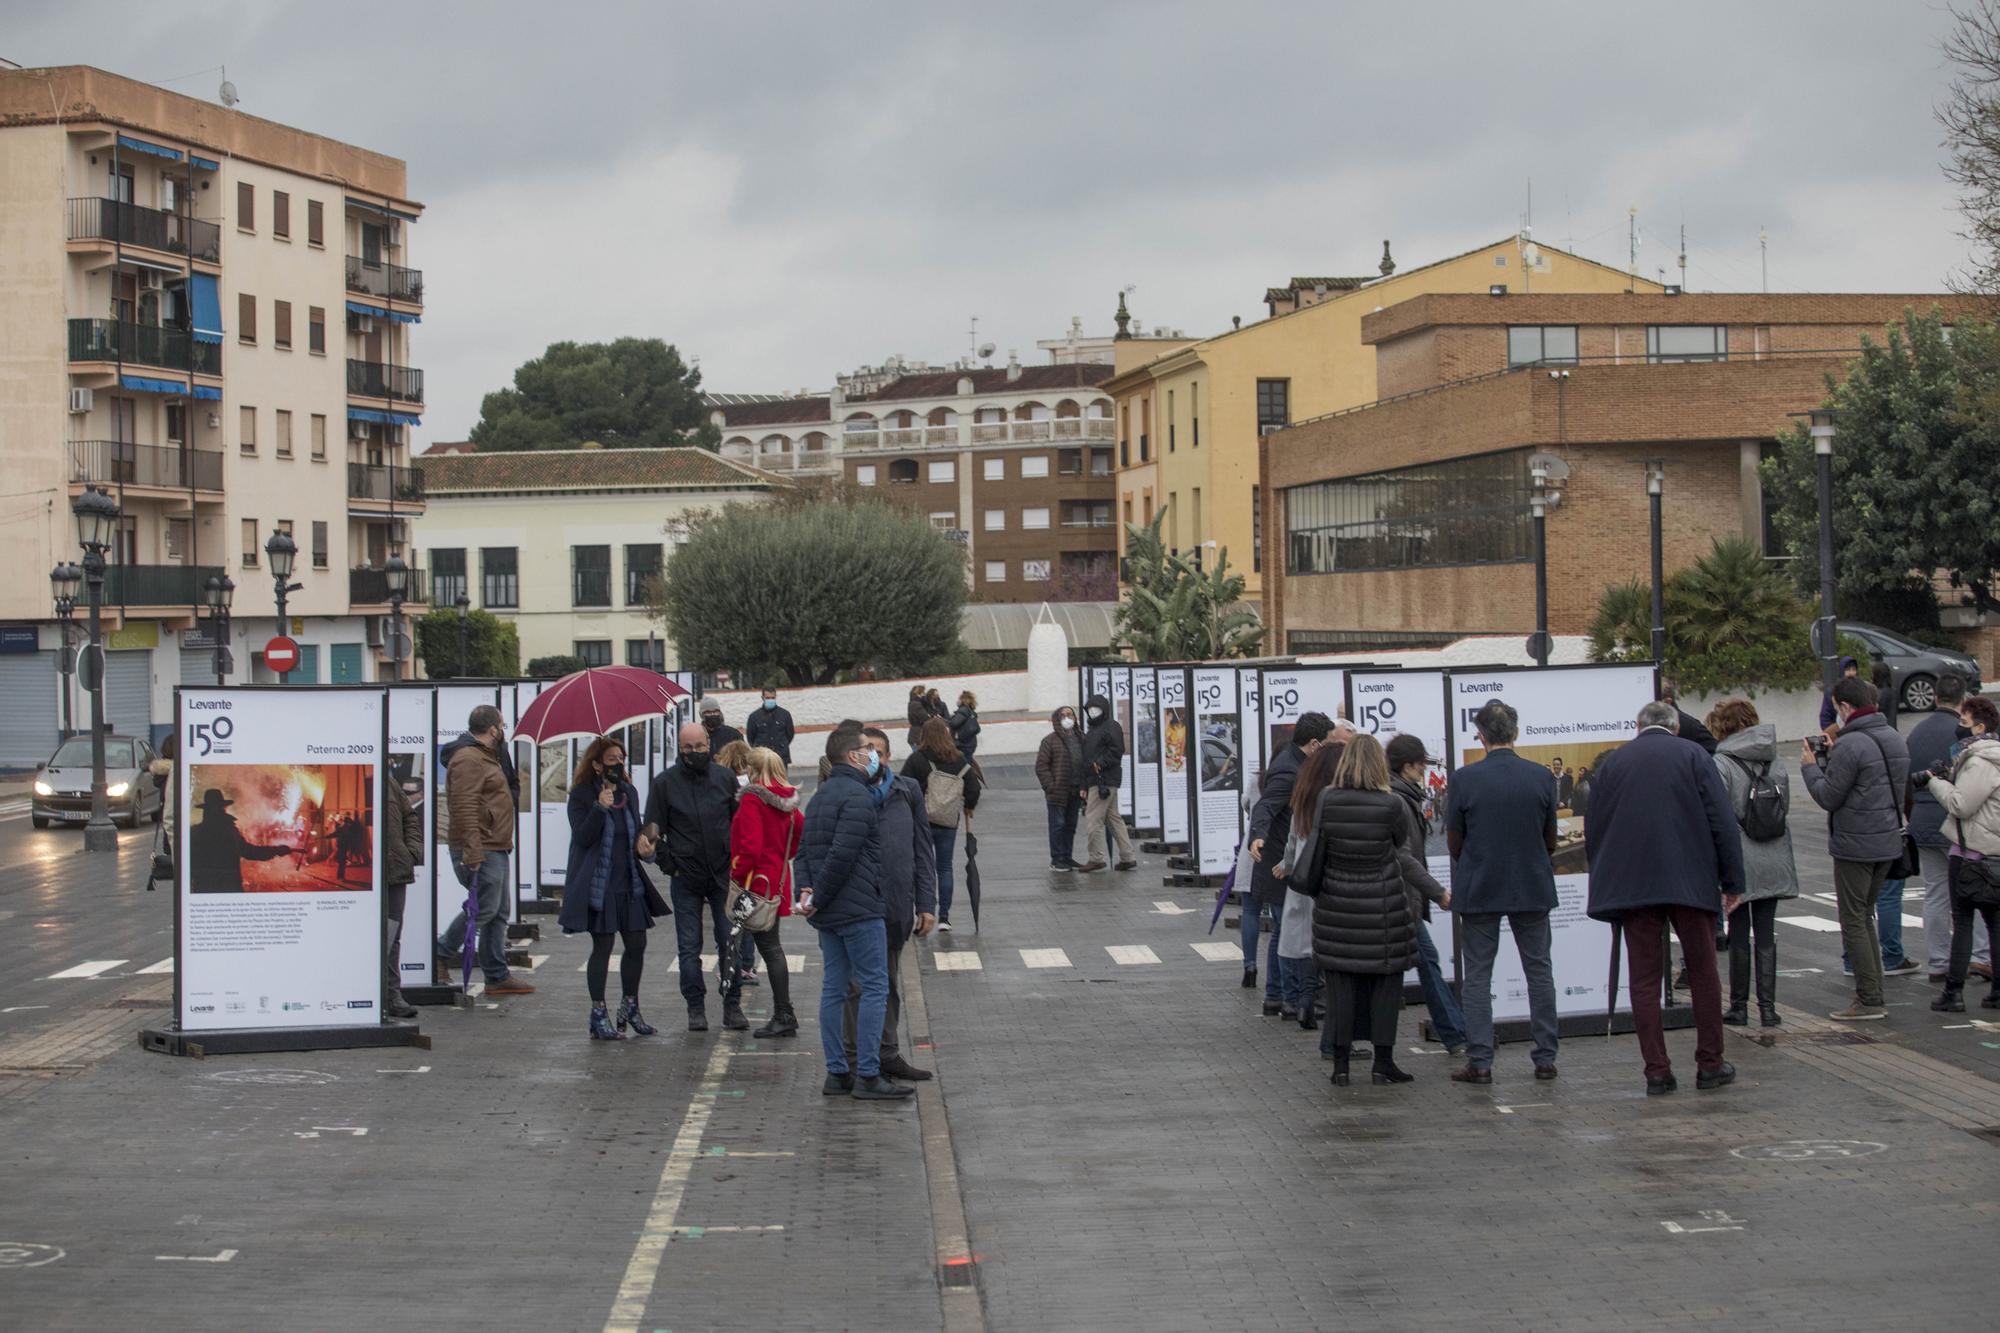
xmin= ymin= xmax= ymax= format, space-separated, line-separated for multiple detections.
xmin=682 ymin=751 xmax=711 ymax=775
xmin=603 ymin=763 xmax=626 ymax=784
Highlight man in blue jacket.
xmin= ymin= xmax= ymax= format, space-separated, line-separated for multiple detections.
xmin=798 ymin=721 xmax=913 ymax=1101
xmin=841 ymin=726 xmax=938 ymax=1081
xmin=1586 ymin=700 xmax=1746 ymax=1095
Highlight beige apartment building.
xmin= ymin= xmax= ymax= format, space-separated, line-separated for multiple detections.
xmin=0 ymin=64 xmax=427 ymax=761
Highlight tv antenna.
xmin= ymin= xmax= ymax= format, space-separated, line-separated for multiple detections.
xmin=218 ymin=66 xmax=239 ymax=107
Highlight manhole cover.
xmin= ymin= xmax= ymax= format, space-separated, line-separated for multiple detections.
xmin=1730 ymin=1140 xmax=1886 ymax=1161
xmin=204 ymin=1069 xmax=339 ymax=1086
xmin=0 ymin=1243 xmax=64 ymax=1269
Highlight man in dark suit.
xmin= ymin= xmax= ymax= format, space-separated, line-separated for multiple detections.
xmin=1586 ymin=700 xmax=1745 ymax=1095
xmin=1550 ymin=758 xmax=1575 ymax=809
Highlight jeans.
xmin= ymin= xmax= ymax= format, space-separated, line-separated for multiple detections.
xmin=669 ymin=878 xmax=730 ymax=1007
xmin=1921 ymin=846 xmax=1990 ymax=971
xmin=1281 ymin=954 xmax=1321 ymax=1012
xmin=1833 ymin=858 xmax=1891 ymax=1006
xmin=843 ymin=931 xmax=904 ymax=1065
xmin=817 ymin=917 xmax=890 ymax=1078
xmin=1046 ymin=795 xmax=1082 ymax=865
xmin=1459 ymin=912 xmax=1558 ymax=1071
xmin=439 ymin=851 xmax=511 ymax=983
xmin=933 ymin=825 xmax=959 ymax=922
xmin=1083 ymin=786 xmax=1134 ymax=864
xmin=1843 ymin=877 xmax=1908 ymax=969
xmin=1625 ymin=905 xmax=1726 ymax=1078
xmin=1415 ymin=921 xmax=1467 ymax=1049
xmin=1239 ymin=895 xmax=1280 ymax=999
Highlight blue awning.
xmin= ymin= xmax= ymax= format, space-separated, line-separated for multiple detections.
xmin=190 ymin=154 xmax=220 ymax=172
xmin=345 ymin=300 xmax=418 ymax=325
xmin=344 ymin=195 xmax=420 ymax=222
xmin=348 ymin=407 xmax=422 ymax=427
xmin=190 ymin=273 xmax=223 ymax=344
xmin=192 ymin=384 xmax=221 ymax=401
xmin=117 ymin=134 xmax=183 ymax=163
xmin=121 ymin=374 xmax=189 ymax=395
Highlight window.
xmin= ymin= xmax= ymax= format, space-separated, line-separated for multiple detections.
xmin=275 ymin=409 xmax=293 ymax=457
xmin=929 ymin=512 xmax=957 ymax=531
xmin=165 ymin=402 xmax=185 ymax=446
xmin=480 ymin=547 xmax=518 ymax=608
xmin=273 ymin=300 xmax=292 ymax=349
xmin=1646 ymin=325 xmax=1727 ymax=364
xmin=1284 ymin=450 xmax=1535 ymax=574
xmin=572 ymin=545 xmax=612 ymax=606
xmin=241 ymin=519 xmax=259 ymax=567
xmin=984 ymin=561 xmax=1006 ymax=582
xmin=238 ymin=293 xmax=256 ymax=344
xmin=888 ymin=458 xmax=919 ymax=485
xmin=1059 ymin=448 xmax=1083 ymax=476
xmin=308 ymin=306 xmax=325 ymax=354
xmin=1090 ymin=450 xmax=1113 ymax=477
xmin=984 ymin=457 xmax=1005 ymax=480
xmin=574 ymin=640 xmax=612 ymax=668
xmin=1192 ymin=383 xmax=1200 ymax=447
xmin=310 ymin=413 xmax=327 ymax=460
xmin=272 ymin=190 xmax=290 ymax=239
xmin=430 ymin=549 xmax=467 ymax=606
xmin=311 ymin=520 xmax=329 ymax=570
xmin=1506 ymin=326 xmax=1579 ymax=367
xmin=1168 ymin=389 xmax=1176 ymax=452
xmin=1021 ymin=455 xmax=1050 ymax=479
xmin=1256 ymin=379 xmax=1291 ymax=429
xmin=1192 ymin=488 xmax=1203 ymax=544
xmin=239 ymin=405 xmax=257 ymax=454
xmin=306 ymin=199 xmax=324 ymax=247
xmin=236 ymin=181 xmax=253 ymax=232
xmin=1023 ymin=560 xmax=1052 ymax=582
xmin=1252 ymin=485 xmax=1262 ymax=573
xmin=927 ymin=460 xmax=955 ymax=484
xmin=626 ymin=639 xmax=662 ymax=669
xmin=1022 ymin=506 xmax=1050 ymax=530
xmin=625 ymin=543 xmax=663 ymax=605
xmin=856 ymin=465 xmax=877 ymax=486
xmin=983 ymin=509 xmax=1005 ymax=531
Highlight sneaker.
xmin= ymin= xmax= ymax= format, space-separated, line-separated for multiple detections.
xmin=485 ymin=977 xmax=536 ymax=996
xmin=1051 ymin=861 xmax=1073 ymax=873
xmin=1828 ymin=1003 xmax=1887 ymax=1021
xmin=937 ymin=920 xmax=953 ymax=934
xmin=1115 ymin=861 xmax=1139 ymax=872
xmin=821 ymin=1072 xmax=855 ymax=1096
xmin=1696 ymin=1061 xmax=1737 ymax=1091
xmin=1883 ymin=959 xmax=1922 ymax=976
xmin=1077 ymin=861 xmax=1108 ymax=874
xmin=738 ymin=971 xmax=760 ymax=989
xmin=1973 ymin=962 xmax=1996 ymax=981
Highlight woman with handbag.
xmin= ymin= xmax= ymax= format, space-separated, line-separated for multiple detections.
xmin=1924 ymin=694 xmax=2000 ymax=1013
xmin=730 ymin=746 xmax=804 ymax=1038
xmin=561 ymin=736 xmax=664 ymax=1041
xmin=902 ymin=718 xmax=981 ymax=931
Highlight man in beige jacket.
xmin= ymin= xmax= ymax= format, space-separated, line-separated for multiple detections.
xmin=436 ymin=704 xmax=533 ymax=995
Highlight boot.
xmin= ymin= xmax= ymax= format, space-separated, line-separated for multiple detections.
xmin=384 ymin=988 xmax=418 ymax=1021
xmin=722 ymin=996 xmax=750 ymax=1031
xmin=1723 ymin=942 xmax=1750 ymax=1026
xmin=618 ymin=997 xmax=656 ymax=1036
xmin=1329 ymin=1045 xmax=1351 ymax=1086
xmin=589 ymin=1004 xmax=625 ymax=1040
xmin=1298 ymin=1006 xmax=1318 ymax=1032
xmin=383 ymin=918 xmax=415 ymax=1018
xmin=1932 ymin=982 xmax=1966 ymax=1013
xmin=1371 ymin=1044 xmax=1414 ymax=1085
xmin=753 ymin=1006 xmax=798 ymax=1039
xmin=1755 ymin=932 xmax=1781 ymax=1027
xmin=1984 ymin=990 xmax=2000 ymax=1009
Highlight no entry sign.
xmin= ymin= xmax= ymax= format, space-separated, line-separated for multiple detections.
xmin=264 ymin=635 xmax=300 ymax=674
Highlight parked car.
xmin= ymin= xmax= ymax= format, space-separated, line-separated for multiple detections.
xmin=31 ymin=734 xmax=163 ymax=829
xmin=1838 ymin=621 xmax=1983 ymax=712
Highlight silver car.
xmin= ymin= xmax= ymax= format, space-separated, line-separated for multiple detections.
xmin=31 ymin=734 xmax=164 ymax=829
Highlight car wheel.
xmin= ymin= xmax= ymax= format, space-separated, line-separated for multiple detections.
xmin=119 ymin=802 xmax=139 ymax=830
xmin=1903 ymin=673 xmax=1938 ymax=713
xmin=31 ymin=814 xmax=48 ymax=829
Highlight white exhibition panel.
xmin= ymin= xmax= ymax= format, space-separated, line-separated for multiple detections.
xmin=1159 ymin=670 xmax=1190 ymax=845
xmin=1237 ymin=667 xmax=1266 ymax=798
xmin=1259 ymin=665 xmax=1348 ymax=762
xmin=1132 ymin=668 xmax=1161 ymax=831
xmin=388 ymin=685 xmax=437 ymax=987
xmin=1112 ymin=667 xmax=1135 ymax=820
xmin=1347 ymin=669 xmax=1454 ymax=987
xmin=1190 ymin=666 xmax=1243 ymax=875
xmin=176 ymin=687 xmax=385 ymax=1031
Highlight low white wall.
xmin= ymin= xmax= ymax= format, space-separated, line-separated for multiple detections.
xmin=1682 ymin=687 xmax=1824 ymax=744
xmin=704 ymin=668 xmax=1075 ymax=733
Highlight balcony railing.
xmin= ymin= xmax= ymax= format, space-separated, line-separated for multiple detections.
xmin=349 ymin=566 xmax=430 ymax=606
xmin=925 ymin=426 xmax=958 ymax=444
xmin=345 ymin=255 xmax=424 ymax=304
xmin=971 ymin=423 xmax=1008 ymax=443
xmin=101 ymin=563 xmax=223 ymax=607
xmin=68 ymin=318 xmax=221 ymax=375
xmin=1010 ymin=422 xmax=1054 ymax=441
xmin=346 ymin=462 xmax=425 ymax=504
xmin=70 ymin=440 xmax=223 ymax=491
xmin=882 ymin=428 xmax=923 ymax=446
xmin=844 ymin=430 xmax=881 ymax=448
xmin=67 ymin=198 xmax=220 ymax=264
xmin=347 ymin=359 xmax=425 ymax=403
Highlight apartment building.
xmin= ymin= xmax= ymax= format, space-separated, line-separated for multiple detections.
xmin=0 ymin=64 xmax=427 ymax=760
xmin=1260 ymin=290 xmax=1987 ymax=654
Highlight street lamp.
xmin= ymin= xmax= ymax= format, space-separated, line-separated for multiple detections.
xmin=1790 ymin=408 xmax=1843 ymax=691
xmin=1527 ymin=454 xmax=1567 ymax=668
xmin=71 ymin=486 xmax=120 ymax=853
xmin=203 ymin=573 xmax=234 ymax=686
xmin=264 ymin=527 xmax=301 ymax=626
xmin=50 ymin=563 xmax=81 ymax=740
xmin=1645 ymin=460 xmax=1667 ymax=664
xmin=453 ymin=591 xmax=471 ymax=678
xmin=384 ymin=554 xmax=408 ymax=681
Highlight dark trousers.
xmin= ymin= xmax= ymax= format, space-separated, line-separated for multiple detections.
xmin=585 ymin=929 xmax=648 ymax=1004
xmin=1625 ymin=905 xmax=1726 ymax=1078
xmin=669 ymin=879 xmax=729 ymax=1006
xmin=1949 ymin=894 xmax=2000 ymax=993
xmin=383 ymin=881 xmax=407 ymax=995
xmin=1327 ymin=970 xmax=1401 ymax=1049
xmin=1046 ymin=795 xmax=1082 ymax=865
xmin=1725 ymin=897 xmax=1778 ymax=1010
xmin=726 ymin=922 xmax=791 ymax=1014
xmin=843 ymin=929 xmax=904 ymax=1064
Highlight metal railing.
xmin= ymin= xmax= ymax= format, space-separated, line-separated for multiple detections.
xmin=349 ymin=566 xmax=430 ymax=606
xmin=102 ymin=563 xmax=223 ymax=606
xmin=66 ymin=198 xmax=220 ymax=263
xmin=345 ymin=462 xmax=426 ymax=503
xmin=69 ymin=440 xmax=223 ymax=491
xmin=345 ymin=255 xmax=424 ymax=303
xmin=69 ymin=318 xmax=220 ymax=375
xmin=347 ymin=359 xmax=425 ymax=403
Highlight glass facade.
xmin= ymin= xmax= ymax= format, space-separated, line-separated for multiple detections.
xmin=1284 ymin=450 xmax=1535 ymax=574
xmin=1506 ymin=325 xmax=1579 ymax=366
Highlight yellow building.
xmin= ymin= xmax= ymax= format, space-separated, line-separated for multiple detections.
xmin=1105 ymin=238 xmax=1661 ymax=603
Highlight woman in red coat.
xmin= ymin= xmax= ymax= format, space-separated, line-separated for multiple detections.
xmin=729 ymin=746 xmax=803 ymax=1038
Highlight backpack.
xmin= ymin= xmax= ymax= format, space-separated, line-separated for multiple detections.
xmin=924 ymin=764 xmax=966 ymax=828
xmin=1726 ymin=755 xmax=1788 ymax=842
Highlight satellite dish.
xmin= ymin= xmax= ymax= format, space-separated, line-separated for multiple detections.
xmin=1528 ymin=451 xmax=1570 ymax=481
xmin=219 ymin=79 xmax=239 ymax=107
xmin=977 ymin=343 xmax=996 ymax=360
xmin=1522 ymin=241 xmax=1541 ymax=267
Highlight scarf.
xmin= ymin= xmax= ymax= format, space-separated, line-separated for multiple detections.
xmin=588 ymin=787 xmax=640 ymax=913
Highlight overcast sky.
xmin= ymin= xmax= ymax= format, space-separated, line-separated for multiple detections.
xmin=8 ymin=1 xmax=1978 ymax=444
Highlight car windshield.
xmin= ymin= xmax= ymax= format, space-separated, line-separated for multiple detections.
xmin=50 ymin=739 xmax=134 ymax=768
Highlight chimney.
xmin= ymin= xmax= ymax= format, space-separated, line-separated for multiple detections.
xmin=1232 ymin=315 xmax=1242 ymax=330
xmin=1379 ymin=240 xmax=1396 ymax=276
xmin=1006 ymin=350 xmax=1021 ymax=383
xmin=1114 ymin=291 xmax=1132 ymax=340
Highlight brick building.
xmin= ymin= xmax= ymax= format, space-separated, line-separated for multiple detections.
xmin=1261 ymin=291 xmax=1988 ymax=654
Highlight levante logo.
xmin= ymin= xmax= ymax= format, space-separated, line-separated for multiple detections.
xmin=187 ymin=704 xmax=236 ymax=757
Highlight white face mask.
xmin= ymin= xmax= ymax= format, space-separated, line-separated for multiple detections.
xmin=1060 ymin=717 xmax=1075 ymax=730
xmin=1087 ymin=706 xmax=1104 ymax=721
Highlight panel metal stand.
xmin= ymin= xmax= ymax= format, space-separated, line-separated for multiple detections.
xmin=141 ymin=1023 xmax=430 ymax=1057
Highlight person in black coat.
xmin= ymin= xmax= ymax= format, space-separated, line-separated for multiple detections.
xmin=947 ymin=690 xmax=982 ymax=760
xmin=1079 ymin=692 xmax=1135 ymax=871
xmin=561 ymin=735 xmax=663 ymax=1040
xmin=1586 ymin=700 xmax=1745 ymax=1095
xmin=1246 ymin=711 xmax=1334 ymax=1016
xmin=643 ymin=721 xmax=741 ymax=1032
xmin=744 ymin=687 xmax=796 ymax=764
xmin=843 ymin=727 xmax=937 ymax=1081
xmin=699 ymin=701 xmax=745 ymax=752
xmin=1660 ymin=680 xmax=1718 ymax=755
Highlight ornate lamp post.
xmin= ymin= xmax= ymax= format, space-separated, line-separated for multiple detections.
xmin=1526 ymin=454 xmax=1567 ymax=668
xmin=50 ymin=562 xmax=81 ymax=740
xmin=264 ymin=527 xmax=300 ymax=626
xmin=1789 ymin=408 xmax=1844 ymax=691
xmin=384 ymin=554 xmax=408 ymax=681
xmin=71 ymin=486 xmax=120 ymax=853
xmin=453 ymin=590 xmax=470 ymax=678
xmin=203 ymin=573 xmax=234 ymax=686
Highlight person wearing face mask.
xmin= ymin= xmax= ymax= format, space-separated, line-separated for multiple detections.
xmin=436 ymin=704 xmax=532 ymax=995
xmin=1921 ymin=693 xmax=2000 ymax=1013
xmin=902 ymin=717 xmax=981 ymax=931
xmin=562 ymin=736 xmax=666 ymax=1040
xmin=700 ymin=701 xmax=744 ymax=752
xmin=1079 ymin=692 xmax=1136 ymax=873
xmin=1035 ymin=706 xmax=1086 ymax=870
xmin=642 ymin=720 xmax=742 ymax=1032
xmin=744 ymin=688 xmax=796 ymax=765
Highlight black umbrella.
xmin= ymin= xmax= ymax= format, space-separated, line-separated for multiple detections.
xmin=963 ymin=829 xmax=982 ymax=930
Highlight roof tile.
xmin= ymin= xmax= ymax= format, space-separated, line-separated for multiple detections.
xmin=414 ymin=447 xmax=776 ymax=494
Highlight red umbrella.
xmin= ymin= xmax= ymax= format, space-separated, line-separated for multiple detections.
xmin=513 ymin=666 xmax=690 ymax=744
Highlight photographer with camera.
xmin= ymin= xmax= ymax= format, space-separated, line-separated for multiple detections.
xmin=1919 ymin=694 xmax=2000 ymax=1013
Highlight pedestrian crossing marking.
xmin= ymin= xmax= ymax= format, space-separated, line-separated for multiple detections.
xmin=932 ymin=952 xmax=983 ymax=971
xmin=1019 ymin=948 xmax=1071 ymax=969
xmin=46 ymin=959 xmax=126 ymax=979
xmin=1808 ymin=893 xmax=1925 ymax=928
xmin=137 ymin=958 xmax=175 ymax=975
xmin=1190 ymin=942 xmax=1239 ymax=962
xmin=1779 ymin=916 xmax=1843 ymax=933
xmin=601 ymin=953 xmax=808 ymax=974
xmin=1106 ymin=945 xmax=1161 ymax=965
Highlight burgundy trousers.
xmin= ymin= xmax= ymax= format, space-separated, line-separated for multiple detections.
xmin=1623 ymin=904 xmax=1726 ymax=1079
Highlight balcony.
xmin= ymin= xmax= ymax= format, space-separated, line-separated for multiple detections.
xmin=346 ymin=462 xmax=425 ymax=505
xmin=70 ymin=440 xmax=223 ymax=492
xmin=1010 ymin=422 xmax=1054 ymax=441
xmin=971 ymin=423 xmax=1008 ymax=443
xmin=67 ymin=198 xmax=220 ymax=264
xmin=349 ymin=566 xmax=430 ymax=607
xmin=347 ymin=359 xmax=424 ymax=403
xmin=882 ymin=428 xmax=923 ymax=446
xmin=345 ymin=255 xmax=423 ymax=304
xmin=69 ymin=318 xmax=221 ymax=375
xmin=925 ymin=426 xmax=958 ymax=445
xmin=101 ymin=563 xmax=223 ymax=607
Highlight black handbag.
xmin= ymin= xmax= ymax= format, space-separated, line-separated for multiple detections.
xmin=147 ymin=819 xmax=174 ymax=891
xmin=1857 ymin=728 xmax=1920 ymax=880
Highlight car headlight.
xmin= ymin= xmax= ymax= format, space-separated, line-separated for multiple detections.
xmin=33 ymin=780 xmax=52 ymax=796
xmin=106 ymin=781 xmax=129 ymax=798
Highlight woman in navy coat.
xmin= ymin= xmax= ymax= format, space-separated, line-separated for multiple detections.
xmin=562 ymin=735 xmax=665 ymax=1040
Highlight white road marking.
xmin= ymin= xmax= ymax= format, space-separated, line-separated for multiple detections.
xmin=932 ymin=952 xmax=983 ymax=971
xmin=1809 ymin=892 xmax=1925 ymax=927
xmin=46 ymin=959 xmax=127 ymax=979
xmin=1778 ymin=916 xmax=1843 ymax=933
xmin=137 ymin=958 xmax=175 ymax=974
xmin=1019 ymin=948 xmax=1071 ymax=969
xmin=526 ymin=954 xmax=550 ymax=970
xmin=377 ymin=1065 xmax=431 ymax=1075
xmin=155 ymin=1250 xmax=237 ymax=1263
xmin=1106 ymin=945 xmax=1161 ymax=965
xmin=1190 ymin=942 xmax=1240 ymax=962
xmin=1151 ymin=900 xmax=1196 ymax=915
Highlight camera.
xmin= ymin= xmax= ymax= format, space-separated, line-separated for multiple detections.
xmin=1806 ymin=736 xmax=1830 ymax=759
